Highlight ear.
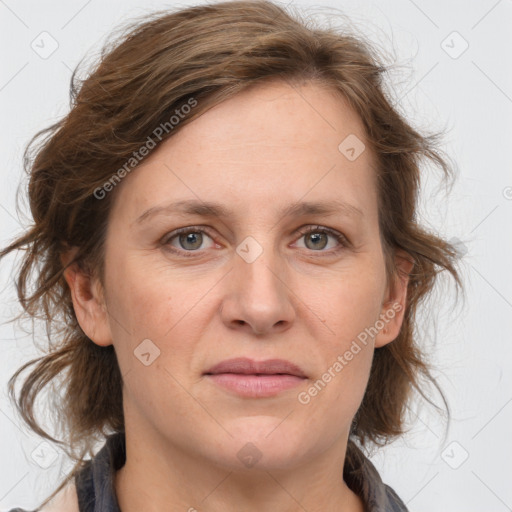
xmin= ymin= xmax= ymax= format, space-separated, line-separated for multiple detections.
xmin=61 ymin=248 xmax=113 ymax=347
xmin=374 ymin=249 xmax=415 ymax=348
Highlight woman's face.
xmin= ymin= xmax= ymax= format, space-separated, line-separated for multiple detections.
xmin=70 ymin=79 xmax=410 ymax=471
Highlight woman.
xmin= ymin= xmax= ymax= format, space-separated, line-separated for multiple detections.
xmin=2 ymin=1 xmax=462 ymax=511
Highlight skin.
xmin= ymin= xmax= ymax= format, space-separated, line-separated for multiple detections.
xmin=63 ymin=79 xmax=413 ymax=512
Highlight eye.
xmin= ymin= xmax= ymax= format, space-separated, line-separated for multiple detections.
xmin=293 ymin=225 xmax=349 ymax=254
xmin=161 ymin=224 xmax=349 ymax=258
xmin=162 ymin=227 xmax=216 ymax=256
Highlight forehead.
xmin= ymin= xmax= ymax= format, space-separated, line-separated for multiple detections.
xmin=177 ymin=79 xmax=368 ymax=160
xmin=110 ymin=79 xmax=378 ymax=223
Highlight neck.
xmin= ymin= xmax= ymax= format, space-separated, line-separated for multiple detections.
xmin=114 ymin=422 xmax=364 ymax=512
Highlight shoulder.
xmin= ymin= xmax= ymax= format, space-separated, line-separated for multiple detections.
xmin=6 ymin=481 xmax=80 ymax=512
xmin=382 ymin=483 xmax=409 ymax=512
xmin=41 ymin=482 xmax=79 ymax=512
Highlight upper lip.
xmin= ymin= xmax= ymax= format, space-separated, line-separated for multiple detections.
xmin=204 ymin=357 xmax=307 ymax=378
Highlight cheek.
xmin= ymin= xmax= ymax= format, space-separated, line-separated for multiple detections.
xmin=314 ymin=264 xmax=386 ymax=348
xmin=105 ymin=252 xmax=218 ymax=376
xmin=105 ymin=249 xmax=184 ymax=336
xmin=301 ymin=325 xmax=375 ymax=431
xmin=301 ymin=261 xmax=384 ymax=407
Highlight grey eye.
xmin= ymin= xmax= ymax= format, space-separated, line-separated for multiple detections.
xmin=304 ymin=232 xmax=328 ymax=250
xmin=178 ymin=232 xmax=204 ymax=250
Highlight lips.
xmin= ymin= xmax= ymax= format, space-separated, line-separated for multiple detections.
xmin=204 ymin=357 xmax=307 ymax=378
xmin=204 ymin=357 xmax=307 ymax=398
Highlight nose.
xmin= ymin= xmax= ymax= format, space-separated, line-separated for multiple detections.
xmin=220 ymin=246 xmax=295 ymax=336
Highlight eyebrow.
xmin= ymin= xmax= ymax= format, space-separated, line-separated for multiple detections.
xmin=134 ymin=198 xmax=364 ymax=225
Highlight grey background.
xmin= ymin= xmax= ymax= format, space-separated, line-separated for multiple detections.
xmin=1 ymin=0 xmax=511 ymax=511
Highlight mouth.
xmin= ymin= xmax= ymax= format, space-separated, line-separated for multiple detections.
xmin=203 ymin=357 xmax=307 ymax=398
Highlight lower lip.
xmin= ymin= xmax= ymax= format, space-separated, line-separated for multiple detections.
xmin=206 ymin=373 xmax=306 ymax=398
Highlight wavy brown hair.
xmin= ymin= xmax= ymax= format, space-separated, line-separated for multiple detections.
xmin=1 ymin=0 xmax=463 ymax=508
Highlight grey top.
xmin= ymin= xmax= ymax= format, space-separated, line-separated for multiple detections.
xmin=9 ymin=432 xmax=408 ymax=512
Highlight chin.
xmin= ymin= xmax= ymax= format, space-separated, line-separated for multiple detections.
xmin=208 ymin=416 xmax=313 ymax=471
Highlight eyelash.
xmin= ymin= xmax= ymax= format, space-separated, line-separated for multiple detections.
xmin=161 ymin=225 xmax=350 ymax=258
